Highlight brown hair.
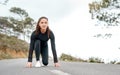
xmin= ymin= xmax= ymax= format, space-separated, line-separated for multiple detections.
xmin=35 ymin=16 xmax=50 ymax=38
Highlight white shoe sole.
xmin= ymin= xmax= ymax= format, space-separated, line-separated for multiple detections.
xmin=35 ymin=62 xmax=41 ymax=67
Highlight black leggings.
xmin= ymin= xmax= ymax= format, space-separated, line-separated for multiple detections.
xmin=34 ymin=40 xmax=48 ymax=66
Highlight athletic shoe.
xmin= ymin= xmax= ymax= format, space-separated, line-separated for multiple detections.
xmin=35 ymin=61 xmax=41 ymax=67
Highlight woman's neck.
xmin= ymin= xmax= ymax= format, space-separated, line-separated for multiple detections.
xmin=40 ymin=29 xmax=46 ymax=33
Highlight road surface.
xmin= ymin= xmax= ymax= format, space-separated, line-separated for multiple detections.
xmin=0 ymin=58 xmax=120 ymax=75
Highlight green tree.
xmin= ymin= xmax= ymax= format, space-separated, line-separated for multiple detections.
xmin=89 ymin=0 xmax=120 ymax=27
xmin=23 ymin=17 xmax=35 ymax=42
xmin=0 ymin=17 xmax=13 ymax=35
xmin=10 ymin=7 xmax=28 ymax=18
xmin=0 ymin=0 xmax=8 ymax=5
xmin=0 ymin=6 xmax=35 ymax=41
xmin=9 ymin=7 xmax=34 ymax=41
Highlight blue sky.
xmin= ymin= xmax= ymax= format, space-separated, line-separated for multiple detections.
xmin=1 ymin=0 xmax=120 ymax=63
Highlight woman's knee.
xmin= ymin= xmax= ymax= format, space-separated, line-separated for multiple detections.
xmin=42 ymin=59 xmax=48 ymax=66
xmin=43 ymin=62 xmax=48 ymax=66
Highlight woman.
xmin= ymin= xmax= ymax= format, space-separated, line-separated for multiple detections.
xmin=26 ymin=16 xmax=60 ymax=68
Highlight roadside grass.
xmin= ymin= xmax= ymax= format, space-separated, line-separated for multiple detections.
xmin=0 ymin=33 xmax=29 ymax=59
xmin=88 ymin=57 xmax=104 ymax=63
xmin=60 ymin=53 xmax=87 ymax=62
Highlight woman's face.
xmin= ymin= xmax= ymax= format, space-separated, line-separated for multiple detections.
xmin=39 ymin=18 xmax=48 ymax=30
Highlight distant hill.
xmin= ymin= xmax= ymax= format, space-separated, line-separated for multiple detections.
xmin=0 ymin=33 xmax=29 ymax=59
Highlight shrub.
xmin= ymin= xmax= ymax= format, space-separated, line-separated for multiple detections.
xmin=60 ymin=53 xmax=86 ymax=62
xmin=110 ymin=60 xmax=116 ymax=64
xmin=116 ymin=62 xmax=120 ymax=64
xmin=88 ymin=57 xmax=104 ymax=63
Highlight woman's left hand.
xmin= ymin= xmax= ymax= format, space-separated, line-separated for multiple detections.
xmin=54 ymin=62 xmax=60 ymax=67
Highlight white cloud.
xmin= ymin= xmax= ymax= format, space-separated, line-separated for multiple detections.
xmin=51 ymin=1 xmax=120 ymax=62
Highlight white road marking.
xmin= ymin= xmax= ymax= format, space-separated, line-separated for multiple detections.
xmin=50 ymin=70 xmax=71 ymax=75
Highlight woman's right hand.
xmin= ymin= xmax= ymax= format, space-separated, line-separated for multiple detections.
xmin=26 ymin=62 xmax=32 ymax=68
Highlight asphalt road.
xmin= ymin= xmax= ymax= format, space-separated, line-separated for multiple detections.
xmin=0 ymin=58 xmax=120 ymax=75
